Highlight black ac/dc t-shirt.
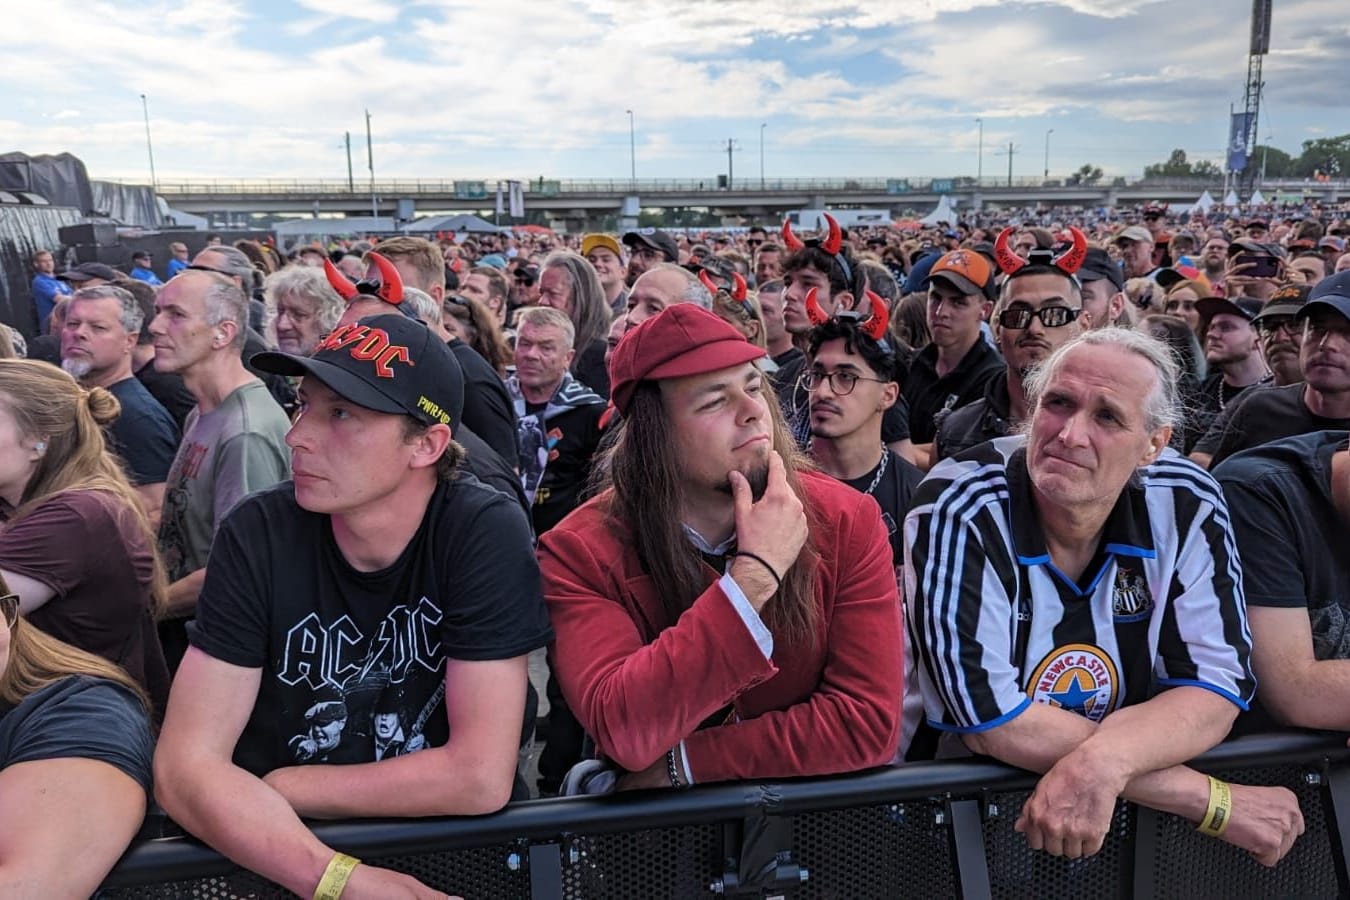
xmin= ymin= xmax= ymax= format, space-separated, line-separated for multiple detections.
xmin=190 ymin=474 xmax=554 ymax=777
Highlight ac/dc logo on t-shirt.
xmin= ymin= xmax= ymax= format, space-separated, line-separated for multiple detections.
xmin=277 ymin=597 xmax=443 ymax=691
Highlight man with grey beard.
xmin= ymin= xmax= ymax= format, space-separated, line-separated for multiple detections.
xmin=60 ymin=284 xmax=178 ymax=524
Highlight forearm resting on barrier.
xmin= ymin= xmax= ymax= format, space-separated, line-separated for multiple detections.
xmin=965 ymin=689 xmax=1302 ymax=864
xmin=263 ymin=657 xmax=527 ymax=819
xmin=154 ymin=650 xmax=337 ymax=895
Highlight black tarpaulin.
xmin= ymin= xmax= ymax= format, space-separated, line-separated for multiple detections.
xmin=0 ymin=205 xmax=83 ymax=337
xmin=0 ymin=152 xmax=94 ymax=214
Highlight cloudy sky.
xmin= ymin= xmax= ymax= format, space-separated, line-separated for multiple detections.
xmin=2 ymin=0 xmax=1346 ymax=185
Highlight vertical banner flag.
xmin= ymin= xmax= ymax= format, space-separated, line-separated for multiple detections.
xmin=1227 ymin=113 xmax=1253 ymax=173
xmin=508 ymin=180 xmax=524 ymax=218
xmin=495 ymin=181 xmax=504 ymax=217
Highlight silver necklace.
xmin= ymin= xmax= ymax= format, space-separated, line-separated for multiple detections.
xmin=863 ymin=446 xmax=889 ymax=496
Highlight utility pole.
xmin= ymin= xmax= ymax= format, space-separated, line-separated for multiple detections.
xmin=996 ymin=142 xmax=1018 ymax=187
xmin=139 ymin=94 xmax=157 ymax=193
xmin=345 ymin=131 xmax=354 ymax=191
xmin=760 ymin=123 xmax=767 ymax=189
xmin=625 ymin=109 xmax=636 ymax=190
xmin=975 ymin=117 xmax=983 ymax=184
xmin=727 ymin=138 xmax=735 ymax=189
xmin=1044 ymin=128 xmax=1054 ymax=178
xmin=365 ymin=109 xmax=376 ymax=221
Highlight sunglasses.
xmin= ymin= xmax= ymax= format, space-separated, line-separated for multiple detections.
xmin=998 ymin=306 xmax=1083 ymax=329
xmin=0 ymin=593 xmax=18 ymax=629
xmin=186 ymin=263 xmax=234 ymax=277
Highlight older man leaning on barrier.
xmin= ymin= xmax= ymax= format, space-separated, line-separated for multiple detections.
xmin=906 ymin=328 xmax=1304 ymax=866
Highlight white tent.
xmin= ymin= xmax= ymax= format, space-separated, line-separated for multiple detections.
xmin=1190 ymin=190 xmax=1215 ymax=215
xmin=1249 ymin=189 xmax=1266 ymax=205
xmin=920 ymin=195 xmax=957 ymax=226
xmin=1223 ymin=189 xmax=1240 ymax=208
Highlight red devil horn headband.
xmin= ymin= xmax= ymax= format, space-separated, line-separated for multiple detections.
xmin=805 ymin=287 xmax=828 ymax=326
xmin=364 ymin=252 xmax=404 ymax=305
xmin=994 ymin=227 xmax=1027 ymax=276
xmin=730 ymin=272 xmax=747 ymax=303
xmin=697 ymin=269 xmax=720 ymax=298
xmin=782 ymin=216 xmax=805 ymax=252
xmin=323 ymin=258 xmax=358 ymax=300
xmin=861 ymin=289 xmax=889 ymax=341
xmin=1051 ymin=226 xmax=1088 ymax=275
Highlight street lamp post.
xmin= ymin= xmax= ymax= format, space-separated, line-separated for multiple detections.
xmin=976 ymin=117 xmax=983 ymax=184
xmin=626 ymin=109 xmax=636 ymax=190
xmin=1044 ymin=128 xmax=1054 ymax=179
xmin=139 ymin=94 xmax=157 ymax=193
xmin=760 ymin=123 xmax=767 ymax=189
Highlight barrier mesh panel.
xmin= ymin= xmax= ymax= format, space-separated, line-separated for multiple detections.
xmin=792 ymin=799 xmax=953 ymax=900
xmin=560 ymin=822 xmax=722 ymax=899
xmin=983 ymin=791 xmax=1132 ymax=900
xmin=1148 ymin=763 xmax=1338 ymax=900
xmin=98 ymin=843 xmax=529 ymax=900
xmin=98 ymin=869 xmax=285 ymax=899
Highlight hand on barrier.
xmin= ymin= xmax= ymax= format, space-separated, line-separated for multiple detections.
xmin=341 ymin=863 xmax=460 ymax=900
xmin=1014 ymin=758 xmax=1120 ymax=859
xmin=1217 ymin=783 xmax=1305 ymax=868
xmin=729 ymin=451 xmax=808 ymax=607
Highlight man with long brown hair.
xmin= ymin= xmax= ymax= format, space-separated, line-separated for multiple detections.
xmin=539 ymin=305 xmax=902 ymax=789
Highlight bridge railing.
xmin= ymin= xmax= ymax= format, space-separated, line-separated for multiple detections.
xmin=98 ymin=731 xmax=1350 ymax=899
xmin=101 ymin=175 xmax=1350 ymax=197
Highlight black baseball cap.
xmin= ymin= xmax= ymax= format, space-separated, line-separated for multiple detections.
xmin=253 ymin=314 xmax=464 ymax=429
xmin=622 ymin=228 xmax=678 ymax=263
xmin=58 ymin=262 xmax=120 ymax=282
xmin=1254 ymin=284 xmax=1311 ymax=322
xmin=1300 ymin=271 xmax=1350 ymax=322
xmin=1196 ymin=295 xmax=1263 ymax=324
xmin=1077 ymin=248 xmax=1125 ymax=292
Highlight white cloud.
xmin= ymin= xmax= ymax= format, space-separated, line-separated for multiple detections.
xmin=0 ymin=0 xmax=1343 ymax=181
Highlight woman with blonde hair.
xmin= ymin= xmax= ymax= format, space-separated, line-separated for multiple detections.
xmin=0 ymin=360 xmax=170 ymax=715
xmin=0 ymin=585 xmax=154 ymax=895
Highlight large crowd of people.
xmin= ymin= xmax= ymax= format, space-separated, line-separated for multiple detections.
xmin=2 ymin=199 xmax=1348 ymax=895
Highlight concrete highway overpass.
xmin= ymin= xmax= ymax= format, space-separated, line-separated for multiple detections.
xmin=129 ymin=176 xmax=1347 ymax=230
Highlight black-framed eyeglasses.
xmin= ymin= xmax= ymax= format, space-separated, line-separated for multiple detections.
xmin=0 ymin=593 xmax=18 ymax=629
xmin=1256 ymin=315 xmax=1298 ymax=336
xmin=800 ymin=369 xmax=889 ymax=395
xmin=997 ymin=306 xmax=1083 ymax=329
xmin=746 ymin=238 xmax=765 ymax=248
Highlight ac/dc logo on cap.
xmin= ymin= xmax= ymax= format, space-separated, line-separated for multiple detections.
xmin=1027 ymin=643 xmax=1119 ymax=723
xmin=317 ymin=324 xmax=415 ymax=378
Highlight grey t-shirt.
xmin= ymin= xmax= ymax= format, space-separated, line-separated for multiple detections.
xmin=158 ymin=379 xmax=291 ymax=584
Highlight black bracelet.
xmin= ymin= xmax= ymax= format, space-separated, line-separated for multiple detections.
xmin=733 ymin=551 xmax=782 ymax=588
xmin=667 ymin=747 xmax=686 ymax=789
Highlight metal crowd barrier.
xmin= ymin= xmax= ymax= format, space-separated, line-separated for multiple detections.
xmin=99 ymin=731 xmax=1350 ymax=899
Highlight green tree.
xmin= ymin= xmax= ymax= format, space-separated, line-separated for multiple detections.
xmin=1143 ymin=149 xmax=1193 ymax=178
xmin=1251 ymin=144 xmax=1295 ymax=178
xmin=1066 ymin=163 xmax=1104 ymax=186
xmin=1191 ymin=160 xmax=1222 ymax=178
xmin=1295 ymin=134 xmax=1350 ymax=178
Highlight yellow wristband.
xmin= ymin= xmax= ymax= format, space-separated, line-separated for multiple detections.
xmin=313 ymin=852 xmax=361 ymax=900
xmin=1197 ymin=776 xmax=1232 ymax=837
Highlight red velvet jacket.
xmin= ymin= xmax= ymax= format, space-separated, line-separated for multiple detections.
xmin=537 ymin=471 xmax=903 ymax=784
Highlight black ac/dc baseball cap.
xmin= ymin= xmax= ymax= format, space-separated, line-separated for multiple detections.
xmin=253 ymin=314 xmax=464 ymax=429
